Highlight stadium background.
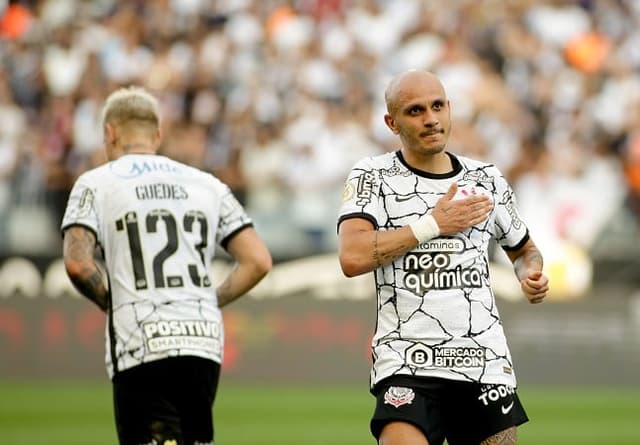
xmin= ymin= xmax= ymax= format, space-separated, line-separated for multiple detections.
xmin=1 ymin=0 xmax=639 ymax=443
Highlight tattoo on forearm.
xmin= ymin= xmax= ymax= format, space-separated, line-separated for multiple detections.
xmin=72 ymin=266 xmax=108 ymax=311
xmin=373 ymin=232 xmax=381 ymax=267
xmin=513 ymin=245 xmax=544 ymax=281
xmin=480 ymin=427 xmax=516 ymax=445
xmin=377 ymin=243 xmax=410 ymax=264
xmin=371 ymin=231 xmax=411 ymax=268
xmin=526 ymin=248 xmax=543 ymax=269
xmin=64 ymin=228 xmax=108 ymax=311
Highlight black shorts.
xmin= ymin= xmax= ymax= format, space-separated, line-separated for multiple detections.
xmin=370 ymin=375 xmax=529 ymax=445
xmin=112 ymin=356 xmax=220 ymax=445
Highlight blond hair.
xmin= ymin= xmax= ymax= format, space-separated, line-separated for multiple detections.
xmin=101 ymin=86 xmax=161 ymax=130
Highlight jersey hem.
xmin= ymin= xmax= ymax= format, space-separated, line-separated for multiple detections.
xmin=371 ymin=371 xmax=517 ymax=393
xmin=109 ymin=351 xmax=222 ymax=380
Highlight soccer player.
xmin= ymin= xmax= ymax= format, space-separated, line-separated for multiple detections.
xmin=62 ymin=86 xmax=272 ymax=445
xmin=337 ymin=70 xmax=548 ymax=445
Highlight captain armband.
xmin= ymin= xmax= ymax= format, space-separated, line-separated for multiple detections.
xmin=408 ymin=214 xmax=440 ymax=243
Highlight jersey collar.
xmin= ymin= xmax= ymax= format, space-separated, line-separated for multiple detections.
xmin=395 ymin=150 xmax=462 ymax=179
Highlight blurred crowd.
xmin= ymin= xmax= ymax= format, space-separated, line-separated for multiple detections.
xmin=1 ymin=0 xmax=639 ymax=261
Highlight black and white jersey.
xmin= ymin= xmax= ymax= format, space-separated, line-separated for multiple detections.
xmin=338 ymin=151 xmax=529 ymax=388
xmin=62 ymin=154 xmax=252 ymax=378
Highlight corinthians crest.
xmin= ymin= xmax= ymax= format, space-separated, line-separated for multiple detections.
xmin=384 ymin=386 xmax=415 ymax=408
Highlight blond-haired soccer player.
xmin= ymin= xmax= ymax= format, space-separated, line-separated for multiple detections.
xmin=62 ymin=86 xmax=272 ymax=445
xmin=338 ymin=70 xmax=548 ymax=445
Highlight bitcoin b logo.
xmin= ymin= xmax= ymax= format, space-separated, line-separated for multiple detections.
xmin=406 ymin=344 xmax=433 ymax=367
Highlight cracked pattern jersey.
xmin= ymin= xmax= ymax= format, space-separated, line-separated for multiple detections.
xmin=338 ymin=151 xmax=529 ymax=388
xmin=62 ymin=154 xmax=252 ymax=378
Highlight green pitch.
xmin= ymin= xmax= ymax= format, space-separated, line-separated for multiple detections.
xmin=0 ymin=381 xmax=638 ymax=444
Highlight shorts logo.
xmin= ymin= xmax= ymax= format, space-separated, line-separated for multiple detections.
xmin=501 ymin=401 xmax=515 ymax=415
xmin=384 ymin=386 xmax=415 ymax=408
xmin=477 ymin=384 xmax=515 ymax=406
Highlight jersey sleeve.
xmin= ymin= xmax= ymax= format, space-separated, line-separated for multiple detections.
xmin=492 ymin=171 xmax=529 ymax=250
xmin=61 ymin=173 xmax=101 ymax=243
xmin=337 ymin=157 xmax=381 ymax=230
xmin=215 ymin=183 xmax=253 ymax=249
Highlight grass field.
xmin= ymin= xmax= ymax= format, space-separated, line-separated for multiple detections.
xmin=0 ymin=381 xmax=639 ymax=444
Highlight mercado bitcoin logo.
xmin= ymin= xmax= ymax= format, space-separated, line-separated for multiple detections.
xmin=406 ymin=343 xmax=486 ymax=368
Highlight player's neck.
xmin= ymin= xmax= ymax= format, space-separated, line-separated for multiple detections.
xmin=402 ymin=149 xmax=452 ymax=174
xmin=107 ymin=141 xmax=157 ymax=161
xmin=121 ymin=143 xmax=156 ymax=154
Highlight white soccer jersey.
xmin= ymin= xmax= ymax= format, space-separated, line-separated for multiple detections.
xmin=62 ymin=154 xmax=252 ymax=378
xmin=338 ymin=151 xmax=529 ymax=389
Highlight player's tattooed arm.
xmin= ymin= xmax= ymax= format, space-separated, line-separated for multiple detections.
xmin=339 ymin=218 xmax=415 ymax=277
xmin=63 ymin=226 xmax=109 ymax=312
xmin=372 ymin=231 xmax=412 ymax=268
xmin=480 ymin=427 xmax=517 ymax=445
xmin=506 ymin=239 xmax=549 ymax=304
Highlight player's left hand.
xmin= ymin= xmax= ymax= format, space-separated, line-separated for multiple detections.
xmin=520 ymin=270 xmax=549 ymax=304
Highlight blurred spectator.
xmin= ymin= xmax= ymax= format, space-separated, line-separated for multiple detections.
xmin=0 ymin=1 xmax=32 ymax=39
xmin=0 ymin=70 xmax=22 ymax=249
xmin=0 ymin=0 xmax=639 ymax=261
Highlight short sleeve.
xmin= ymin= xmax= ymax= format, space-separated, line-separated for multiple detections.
xmin=61 ymin=174 xmax=101 ymax=242
xmin=493 ymin=173 xmax=529 ymax=250
xmin=337 ymin=157 xmax=381 ymax=231
xmin=215 ymin=184 xmax=253 ymax=249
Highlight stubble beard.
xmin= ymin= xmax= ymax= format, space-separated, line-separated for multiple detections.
xmin=423 ymin=143 xmax=445 ymax=155
xmin=413 ymin=139 xmax=446 ymax=156
xmin=399 ymin=128 xmax=448 ymax=157
xmin=406 ymin=129 xmax=448 ymax=156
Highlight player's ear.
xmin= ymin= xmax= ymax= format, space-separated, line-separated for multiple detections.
xmin=384 ymin=114 xmax=399 ymax=134
xmin=104 ymin=122 xmax=116 ymax=145
xmin=154 ymin=126 xmax=163 ymax=149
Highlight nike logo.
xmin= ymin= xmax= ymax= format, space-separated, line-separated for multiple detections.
xmin=501 ymin=401 xmax=514 ymax=415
